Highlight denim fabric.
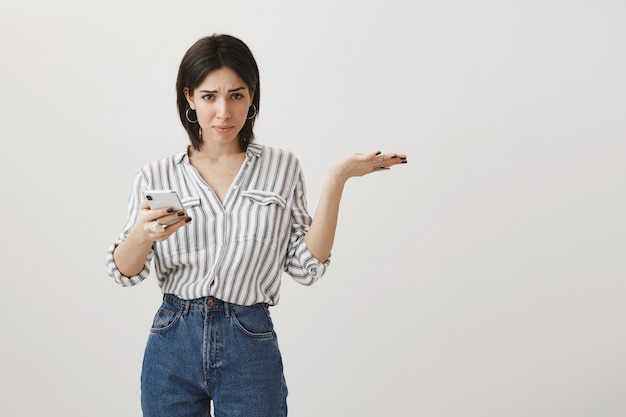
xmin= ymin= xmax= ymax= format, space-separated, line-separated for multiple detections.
xmin=141 ymin=294 xmax=288 ymax=417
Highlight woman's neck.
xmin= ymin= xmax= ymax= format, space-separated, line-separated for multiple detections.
xmin=190 ymin=142 xmax=243 ymax=161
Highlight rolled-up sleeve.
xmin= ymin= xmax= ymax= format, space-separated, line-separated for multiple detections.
xmin=283 ymin=168 xmax=330 ymax=285
xmin=104 ymin=171 xmax=154 ymax=286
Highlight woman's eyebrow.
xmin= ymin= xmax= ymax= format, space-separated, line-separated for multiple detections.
xmin=199 ymin=86 xmax=247 ymax=93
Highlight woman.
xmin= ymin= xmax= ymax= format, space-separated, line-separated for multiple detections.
xmin=106 ymin=33 xmax=407 ymax=417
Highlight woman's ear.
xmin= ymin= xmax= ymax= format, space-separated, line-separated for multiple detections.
xmin=183 ymin=87 xmax=195 ymax=110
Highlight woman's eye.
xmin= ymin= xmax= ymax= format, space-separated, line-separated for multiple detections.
xmin=202 ymin=94 xmax=214 ymax=100
xmin=231 ymin=93 xmax=243 ymax=100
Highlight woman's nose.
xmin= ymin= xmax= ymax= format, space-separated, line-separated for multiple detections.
xmin=216 ymin=99 xmax=230 ymax=119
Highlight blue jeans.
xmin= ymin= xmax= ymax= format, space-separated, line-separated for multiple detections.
xmin=141 ymin=294 xmax=288 ymax=417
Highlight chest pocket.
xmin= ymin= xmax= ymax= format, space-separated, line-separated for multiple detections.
xmin=181 ymin=196 xmax=201 ymax=210
xmin=157 ymin=195 xmax=203 ymax=259
xmin=239 ymin=190 xmax=287 ymax=246
xmin=240 ymin=190 xmax=286 ymax=208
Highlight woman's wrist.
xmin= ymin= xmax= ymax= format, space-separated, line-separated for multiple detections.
xmin=327 ymin=162 xmax=350 ymax=186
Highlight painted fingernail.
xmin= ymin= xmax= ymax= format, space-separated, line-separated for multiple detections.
xmin=375 ymin=151 xmax=382 ymax=155
xmin=401 ymin=160 xmax=408 ymax=164
xmin=391 ymin=155 xmax=397 ymax=159
xmin=167 ymin=208 xmax=174 ymax=213
xmin=178 ymin=211 xmax=185 ymax=216
xmin=185 ymin=217 xmax=192 ymax=223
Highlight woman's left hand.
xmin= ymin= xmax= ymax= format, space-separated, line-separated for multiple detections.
xmin=305 ymin=150 xmax=408 ymax=261
xmin=330 ymin=150 xmax=408 ymax=183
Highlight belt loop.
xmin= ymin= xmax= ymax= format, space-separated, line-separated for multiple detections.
xmin=224 ymin=301 xmax=231 ymax=318
xmin=182 ymin=299 xmax=190 ymax=316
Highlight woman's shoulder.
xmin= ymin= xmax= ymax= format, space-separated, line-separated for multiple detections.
xmin=251 ymin=143 xmax=300 ymax=162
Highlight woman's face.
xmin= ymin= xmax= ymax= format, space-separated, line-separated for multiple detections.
xmin=185 ymin=67 xmax=254 ymax=149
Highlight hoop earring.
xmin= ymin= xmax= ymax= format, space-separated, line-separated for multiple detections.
xmin=246 ymin=105 xmax=257 ymax=120
xmin=186 ymin=108 xmax=198 ymax=123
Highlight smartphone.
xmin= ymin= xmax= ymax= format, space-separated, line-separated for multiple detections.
xmin=144 ymin=190 xmax=184 ymax=211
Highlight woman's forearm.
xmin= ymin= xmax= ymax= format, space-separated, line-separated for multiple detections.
xmin=304 ymin=172 xmax=346 ymax=263
xmin=112 ymin=226 xmax=154 ymax=277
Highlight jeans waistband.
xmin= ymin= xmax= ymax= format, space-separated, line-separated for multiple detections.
xmin=163 ymin=294 xmax=230 ymax=315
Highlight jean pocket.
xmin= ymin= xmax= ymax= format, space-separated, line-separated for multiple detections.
xmin=149 ymin=304 xmax=182 ymax=334
xmin=231 ymin=305 xmax=276 ymax=339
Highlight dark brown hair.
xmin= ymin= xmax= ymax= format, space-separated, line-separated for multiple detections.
xmin=176 ymin=34 xmax=260 ymax=150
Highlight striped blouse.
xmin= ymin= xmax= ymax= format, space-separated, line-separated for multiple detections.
xmin=105 ymin=143 xmax=329 ymax=306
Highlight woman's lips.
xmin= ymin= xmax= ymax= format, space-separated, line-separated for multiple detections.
xmin=214 ymin=125 xmax=235 ymax=134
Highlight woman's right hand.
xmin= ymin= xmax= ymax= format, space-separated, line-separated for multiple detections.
xmin=136 ymin=199 xmax=192 ymax=242
xmin=113 ymin=199 xmax=192 ymax=277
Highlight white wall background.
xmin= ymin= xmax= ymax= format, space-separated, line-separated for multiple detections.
xmin=1 ymin=1 xmax=624 ymax=416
